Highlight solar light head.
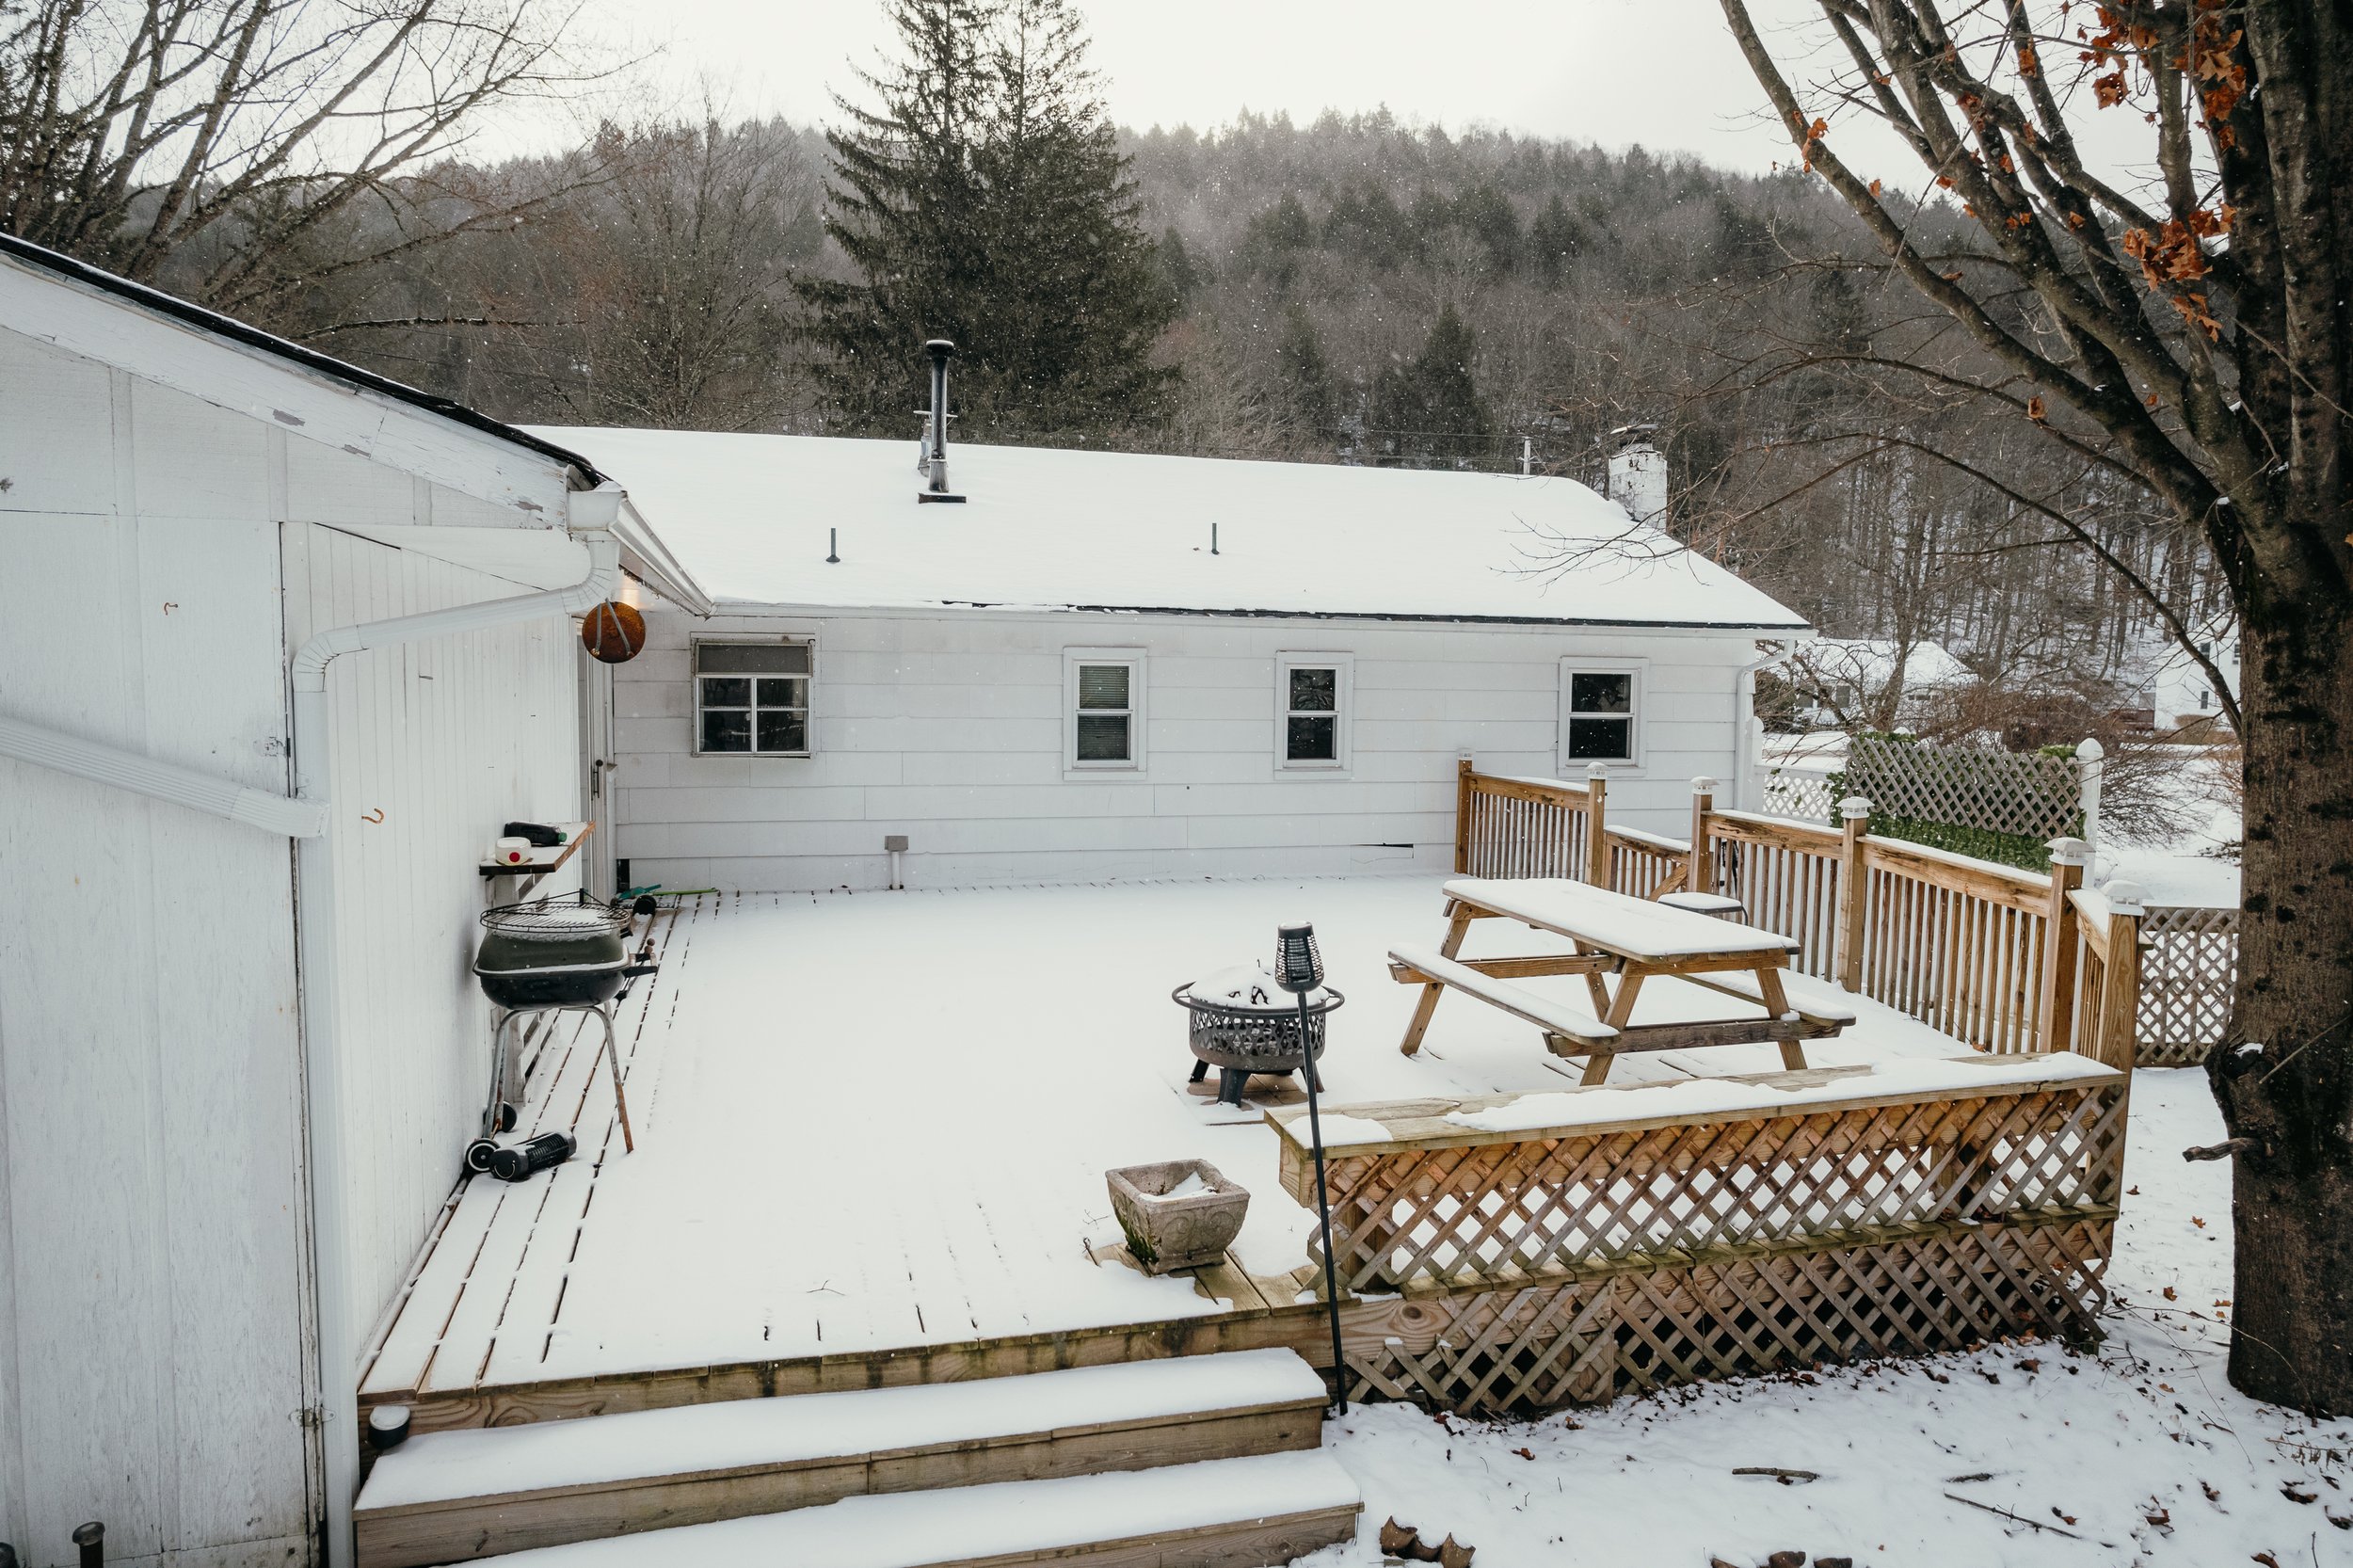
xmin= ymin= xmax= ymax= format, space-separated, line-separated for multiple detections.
xmin=1273 ymin=921 xmax=1323 ymax=994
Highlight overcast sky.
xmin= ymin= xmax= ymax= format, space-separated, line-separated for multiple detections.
xmin=609 ymin=0 xmax=1802 ymax=172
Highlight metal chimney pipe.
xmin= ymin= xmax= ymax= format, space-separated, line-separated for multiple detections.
xmin=919 ymin=340 xmax=965 ymax=504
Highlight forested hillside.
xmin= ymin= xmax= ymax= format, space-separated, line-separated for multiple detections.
xmin=155 ymin=107 xmax=2222 ymax=702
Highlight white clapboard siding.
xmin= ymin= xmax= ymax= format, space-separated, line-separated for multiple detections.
xmin=615 ymin=609 xmax=1755 ymax=892
xmin=1 ymin=354 xmax=310 ymax=1562
xmin=296 ymin=524 xmax=584 ymax=1357
xmin=1 ymin=320 xmax=589 ymax=1565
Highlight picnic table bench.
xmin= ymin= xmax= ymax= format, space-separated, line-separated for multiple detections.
xmin=1390 ymin=875 xmax=1850 ymax=1082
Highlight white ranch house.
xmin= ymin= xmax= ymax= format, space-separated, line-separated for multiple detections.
xmin=536 ymin=426 xmax=1815 ymax=894
xmin=9 ymin=234 xmax=2175 ymax=1568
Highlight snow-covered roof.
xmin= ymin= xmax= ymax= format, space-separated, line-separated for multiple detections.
xmin=532 ymin=427 xmax=1812 ymax=630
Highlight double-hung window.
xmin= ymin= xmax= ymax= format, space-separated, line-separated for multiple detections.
xmin=1561 ymin=663 xmax=1640 ymax=766
xmin=695 ymin=639 xmax=812 ymax=755
xmin=1066 ymin=649 xmax=1144 ymax=770
xmin=1276 ymin=654 xmax=1352 ymax=770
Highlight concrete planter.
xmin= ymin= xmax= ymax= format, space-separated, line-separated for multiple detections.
xmin=1106 ymin=1160 xmax=1250 ymax=1274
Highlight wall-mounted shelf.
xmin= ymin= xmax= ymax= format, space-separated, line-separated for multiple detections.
xmin=481 ymin=821 xmax=592 ymax=898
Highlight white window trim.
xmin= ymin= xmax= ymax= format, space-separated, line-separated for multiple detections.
xmin=692 ymin=633 xmax=816 ymax=758
xmin=1064 ymin=648 xmax=1146 ymax=775
xmin=1274 ymin=652 xmax=1353 ymax=775
xmin=1558 ymin=657 xmax=1646 ymax=773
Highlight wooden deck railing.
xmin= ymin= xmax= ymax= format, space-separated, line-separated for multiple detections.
xmin=1455 ymin=766 xmax=1605 ymax=882
xmin=1453 ymin=761 xmax=2150 ymax=1061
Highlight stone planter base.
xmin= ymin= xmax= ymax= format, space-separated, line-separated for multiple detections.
xmin=1106 ymin=1160 xmax=1250 ymax=1274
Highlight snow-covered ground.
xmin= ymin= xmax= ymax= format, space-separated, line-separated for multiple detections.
xmin=1305 ymin=1066 xmax=2353 ymax=1568
xmin=2101 ymin=746 xmax=2241 ymax=911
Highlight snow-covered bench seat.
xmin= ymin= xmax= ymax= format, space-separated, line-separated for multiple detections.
xmin=1387 ymin=944 xmax=1618 ymax=1048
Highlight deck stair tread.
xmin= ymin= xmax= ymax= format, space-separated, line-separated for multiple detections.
xmin=354 ymin=1350 xmax=1336 ymax=1567
xmin=360 ymin=1349 xmax=1322 ymax=1510
xmin=458 ymin=1450 xmax=1361 ymax=1568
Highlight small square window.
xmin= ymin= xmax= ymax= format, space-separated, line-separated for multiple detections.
xmin=1563 ymin=665 xmax=1639 ymax=765
xmin=1067 ymin=653 xmax=1142 ymax=769
xmin=696 ymin=640 xmax=812 ymax=755
xmin=1278 ymin=656 xmax=1350 ymax=770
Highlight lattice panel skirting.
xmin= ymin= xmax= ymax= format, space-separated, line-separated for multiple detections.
xmin=1845 ymin=736 xmax=2082 ymax=840
xmin=2137 ymin=905 xmax=2237 ymax=1067
xmin=1311 ymin=1081 xmax=2126 ymax=1295
xmin=1337 ymin=1216 xmax=2113 ymax=1416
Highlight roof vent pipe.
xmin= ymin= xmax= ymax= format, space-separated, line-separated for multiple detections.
xmin=919 ymin=339 xmax=965 ymax=504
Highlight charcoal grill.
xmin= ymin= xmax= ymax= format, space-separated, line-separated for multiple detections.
xmin=1173 ymin=963 xmax=1343 ymax=1109
xmin=467 ymin=893 xmax=657 ymax=1173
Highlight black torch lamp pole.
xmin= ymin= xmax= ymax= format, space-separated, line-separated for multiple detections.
xmin=1276 ymin=922 xmax=1348 ymax=1416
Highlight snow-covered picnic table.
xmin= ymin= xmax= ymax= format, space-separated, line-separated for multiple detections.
xmin=1390 ymin=875 xmax=1849 ymax=1082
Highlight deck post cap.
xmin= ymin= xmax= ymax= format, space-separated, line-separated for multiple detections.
xmin=2075 ymin=735 xmax=2105 ymax=761
xmin=1838 ymin=795 xmax=1872 ymax=819
xmin=1689 ymin=776 xmax=1720 ymax=793
xmin=2103 ymin=879 xmax=2148 ymax=915
xmin=2046 ymin=836 xmax=2090 ymax=865
xmin=1585 ymin=761 xmax=1610 ymax=780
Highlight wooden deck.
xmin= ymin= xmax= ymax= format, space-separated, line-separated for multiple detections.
xmin=358 ymin=878 xmax=2115 ymax=1437
xmin=359 ymin=887 xmax=1398 ymax=1433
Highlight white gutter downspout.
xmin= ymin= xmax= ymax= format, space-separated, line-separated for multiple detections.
xmin=1734 ymin=638 xmax=1804 ymax=813
xmin=291 ymin=485 xmax=621 ymax=1568
xmin=0 ymin=717 xmax=329 ymax=837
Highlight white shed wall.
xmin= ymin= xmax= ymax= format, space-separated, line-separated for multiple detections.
xmin=614 ymin=609 xmax=1755 ymax=892
xmin=0 ymin=323 xmax=584 ymax=1567
xmin=288 ymin=522 xmax=584 ymax=1359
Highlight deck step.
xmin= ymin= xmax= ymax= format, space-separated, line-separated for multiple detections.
xmin=467 ymin=1451 xmax=1362 ymax=1568
xmin=355 ymin=1349 xmax=1331 ymax=1567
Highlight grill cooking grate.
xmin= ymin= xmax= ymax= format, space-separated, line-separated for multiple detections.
xmin=479 ymin=890 xmax=632 ymax=940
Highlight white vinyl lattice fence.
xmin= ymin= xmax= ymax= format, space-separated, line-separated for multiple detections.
xmin=1758 ymin=761 xmax=1836 ymax=823
xmin=1844 ymin=735 xmax=2085 ymax=840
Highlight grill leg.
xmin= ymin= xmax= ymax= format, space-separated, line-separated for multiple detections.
xmin=1189 ymin=1058 xmax=1209 ymax=1084
xmin=595 ymin=1006 xmax=635 ymax=1153
xmin=1217 ymin=1067 xmax=1248 ymax=1109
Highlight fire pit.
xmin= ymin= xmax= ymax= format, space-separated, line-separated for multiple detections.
xmin=1173 ymin=961 xmax=1343 ymax=1109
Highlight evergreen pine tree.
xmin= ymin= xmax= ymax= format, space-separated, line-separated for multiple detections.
xmin=1369 ymin=304 xmax=1492 ymax=467
xmin=796 ymin=0 xmax=999 ymax=432
xmin=797 ymin=0 xmax=1175 ymax=437
xmin=1271 ymin=301 xmax=1335 ymax=435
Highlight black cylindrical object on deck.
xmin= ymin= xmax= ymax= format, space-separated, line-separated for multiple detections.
xmin=490 ymin=1131 xmax=575 ymax=1182
xmin=72 ymin=1522 xmax=102 ymax=1568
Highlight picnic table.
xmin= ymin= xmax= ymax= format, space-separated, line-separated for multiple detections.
xmin=1389 ymin=876 xmax=1852 ymax=1083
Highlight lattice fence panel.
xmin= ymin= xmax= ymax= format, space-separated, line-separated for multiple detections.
xmin=1759 ymin=763 xmax=1836 ymax=824
xmin=1311 ymin=1082 xmax=2126 ymax=1295
xmin=1845 ymin=735 xmax=2082 ymax=839
xmin=2137 ymin=905 xmax=2237 ymax=1067
xmin=1337 ymin=1217 xmax=2113 ymax=1416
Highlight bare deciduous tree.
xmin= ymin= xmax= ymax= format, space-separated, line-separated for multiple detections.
xmin=1721 ymin=0 xmax=2353 ymax=1414
xmin=0 ymin=0 xmax=609 ymax=314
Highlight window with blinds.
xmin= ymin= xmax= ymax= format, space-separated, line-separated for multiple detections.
xmin=1066 ymin=649 xmax=1144 ymax=769
xmin=695 ymin=640 xmax=812 ymax=755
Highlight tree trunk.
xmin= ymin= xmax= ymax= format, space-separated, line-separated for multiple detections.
xmin=2209 ymin=595 xmax=2353 ymax=1415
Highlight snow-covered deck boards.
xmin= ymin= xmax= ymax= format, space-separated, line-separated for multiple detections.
xmin=359 ymin=876 xmax=1982 ymax=1426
